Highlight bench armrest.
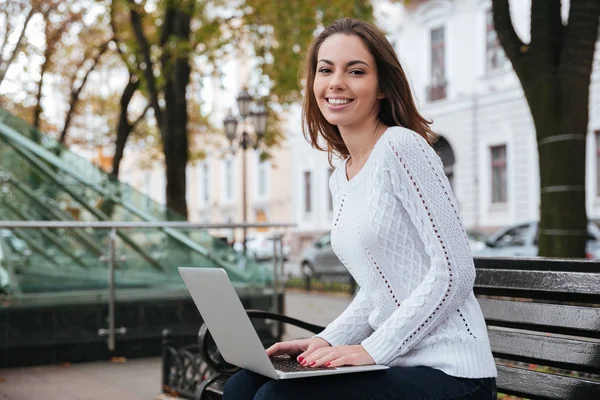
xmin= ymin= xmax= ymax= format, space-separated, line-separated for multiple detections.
xmin=245 ymin=309 xmax=326 ymax=334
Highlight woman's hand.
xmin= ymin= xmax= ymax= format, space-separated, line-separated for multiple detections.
xmin=266 ymin=337 xmax=331 ymax=361
xmin=299 ymin=345 xmax=375 ymax=368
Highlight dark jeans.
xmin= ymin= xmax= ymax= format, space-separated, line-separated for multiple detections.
xmin=223 ymin=366 xmax=497 ymax=400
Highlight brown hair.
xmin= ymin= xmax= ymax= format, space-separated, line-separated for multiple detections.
xmin=301 ymin=18 xmax=436 ymax=163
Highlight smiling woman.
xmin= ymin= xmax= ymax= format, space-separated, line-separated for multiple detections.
xmin=223 ymin=18 xmax=498 ymax=400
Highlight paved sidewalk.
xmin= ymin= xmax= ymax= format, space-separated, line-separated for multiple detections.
xmin=0 ymin=291 xmax=353 ymax=400
xmin=0 ymin=357 xmax=162 ymax=400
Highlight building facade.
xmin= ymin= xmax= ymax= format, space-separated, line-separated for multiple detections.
xmin=286 ymin=0 xmax=600 ymax=253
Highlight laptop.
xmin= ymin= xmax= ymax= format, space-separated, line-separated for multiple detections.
xmin=178 ymin=267 xmax=389 ymax=379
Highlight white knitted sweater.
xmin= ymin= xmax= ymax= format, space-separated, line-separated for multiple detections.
xmin=315 ymin=126 xmax=497 ymax=379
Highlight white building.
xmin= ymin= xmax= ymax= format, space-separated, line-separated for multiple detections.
xmin=287 ymin=0 xmax=600 ymax=252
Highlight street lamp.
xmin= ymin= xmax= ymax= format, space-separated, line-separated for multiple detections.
xmin=223 ymin=89 xmax=268 ymax=256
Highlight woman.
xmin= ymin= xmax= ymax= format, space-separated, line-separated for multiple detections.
xmin=223 ymin=18 xmax=497 ymax=400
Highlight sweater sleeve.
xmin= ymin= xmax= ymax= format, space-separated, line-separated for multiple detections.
xmin=360 ymin=128 xmax=476 ymax=365
xmin=314 ymin=288 xmax=374 ymax=346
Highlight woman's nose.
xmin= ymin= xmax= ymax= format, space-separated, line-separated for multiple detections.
xmin=328 ymin=73 xmax=346 ymax=90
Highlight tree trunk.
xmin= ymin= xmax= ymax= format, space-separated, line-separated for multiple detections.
xmin=126 ymin=1 xmax=192 ymax=219
xmin=532 ymin=73 xmax=589 ymax=257
xmin=492 ymin=0 xmax=599 ymax=258
xmin=161 ymin=8 xmax=191 ymax=220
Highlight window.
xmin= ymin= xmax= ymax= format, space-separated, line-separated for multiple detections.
xmin=202 ymin=163 xmax=210 ymax=203
xmin=257 ymin=161 xmax=268 ymax=198
xmin=491 ymin=145 xmax=507 ymax=203
xmin=596 ymin=131 xmax=600 ymax=197
xmin=224 ymin=159 xmax=233 ymax=201
xmin=327 ymin=168 xmax=334 ymax=212
xmin=304 ymin=171 xmax=312 ymax=213
xmin=433 ymin=136 xmax=455 ymax=190
xmin=428 ymin=26 xmax=446 ymax=101
xmin=486 ymin=9 xmax=507 ymax=71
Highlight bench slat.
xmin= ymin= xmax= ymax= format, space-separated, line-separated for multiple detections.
xmin=475 ymin=269 xmax=600 ymax=296
xmin=478 ymin=298 xmax=600 ymax=336
xmin=488 ymin=328 xmax=600 ymax=372
xmin=496 ymin=365 xmax=600 ymax=400
xmin=475 ymin=257 xmax=600 ymax=273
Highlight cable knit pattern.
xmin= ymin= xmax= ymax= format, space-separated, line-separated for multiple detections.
xmin=314 ymin=126 xmax=497 ymax=378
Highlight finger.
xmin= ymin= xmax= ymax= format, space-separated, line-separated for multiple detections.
xmin=267 ymin=342 xmax=297 ymax=357
xmin=325 ymin=354 xmax=353 ymax=368
xmin=296 ymin=345 xmax=322 ymax=363
xmin=266 ymin=342 xmax=282 ymax=357
xmin=301 ymin=347 xmax=335 ymax=366
xmin=309 ymin=350 xmax=340 ymax=368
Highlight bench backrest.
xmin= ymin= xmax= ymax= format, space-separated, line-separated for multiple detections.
xmin=474 ymin=257 xmax=600 ymax=400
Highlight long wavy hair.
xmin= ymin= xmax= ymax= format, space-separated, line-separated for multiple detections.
xmin=301 ymin=18 xmax=436 ymax=163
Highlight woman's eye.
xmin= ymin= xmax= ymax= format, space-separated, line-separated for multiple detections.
xmin=350 ymin=70 xmax=365 ymax=75
xmin=318 ymin=68 xmax=332 ymax=73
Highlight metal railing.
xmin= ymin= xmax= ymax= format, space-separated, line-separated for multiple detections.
xmin=0 ymin=221 xmax=295 ymax=351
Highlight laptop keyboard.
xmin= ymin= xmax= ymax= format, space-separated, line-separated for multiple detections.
xmin=270 ymin=356 xmax=334 ymax=372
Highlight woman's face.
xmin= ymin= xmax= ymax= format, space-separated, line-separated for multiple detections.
xmin=313 ymin=34 xmax=383 ymax=130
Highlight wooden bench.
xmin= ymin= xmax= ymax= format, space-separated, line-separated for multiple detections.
xmin=162 ymin=258 xmax=600 ymax=400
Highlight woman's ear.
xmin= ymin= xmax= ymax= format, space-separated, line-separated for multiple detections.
xmin=377 ymin=89 xmax=386 ymax=100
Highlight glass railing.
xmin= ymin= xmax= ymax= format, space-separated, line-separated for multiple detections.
xmin=0 ymin=223 xmax=286 ymax=300
xmin=0 ymin=109 xmax=292 ymax=302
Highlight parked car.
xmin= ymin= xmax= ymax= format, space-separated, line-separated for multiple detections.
xmin=473 ymin=221 xmax=600 ymax=258
xmin=300 ymin=232 xmax=348 ymax=279
xmin=234 ymin=234 xmax=290 ymax=261
xmin=466 ymin=230 xmax=487 ymax=253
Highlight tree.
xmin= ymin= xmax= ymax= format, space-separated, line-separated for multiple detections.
xmin=33 ymin=5 xmax=83 ymax=129
xmin=59 ymin=32 xmax=114 ymax=143
xmin=106 ymin=0 xmax=374 ymax=219
xmin=492 ymin=0 xmax=599 ymax=258
xmin=110 ymin=0 xmax=226 ymax=218
xmin=0 ymin=0 xmax=38 ymax=88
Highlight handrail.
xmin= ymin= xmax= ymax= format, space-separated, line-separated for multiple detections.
xmin=0 ymin=221 xmax=296 ymax=228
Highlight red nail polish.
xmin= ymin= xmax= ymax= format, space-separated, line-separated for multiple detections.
xmin=298 ymin=356 xmax=304 ymax=362
xmin=325 ymin=362 xmax=331 ymax=367
xmin=301 ymin=360 xmax=306 ymax=365
xmin=309 ymin=362 xmax=316 ymax=366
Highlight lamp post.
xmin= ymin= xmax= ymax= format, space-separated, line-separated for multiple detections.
xmin=223 ymin=89 xmax=268 ymax=256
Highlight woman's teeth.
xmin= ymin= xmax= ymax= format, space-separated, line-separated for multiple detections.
xmin=327 ymin=98 xmax=352 ymax=105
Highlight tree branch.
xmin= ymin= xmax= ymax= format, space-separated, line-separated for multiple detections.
xmin=530 ymin=0 xmax=562 ymax=67
xmin=60 ymin=38 xmax=112 ymax=144
xmin=131 ymin=103 xmax=150 ymax=129
xmin=492 ymin=0 xmax=533 ymax=84
xmin=0 ymin=6 xmax=35 ymax=86
xmin=492 ymin=0 xmax=527 ymax=61
xmin=560 ymin=0 xmax=600 ymax=76
xmin=128 ymin=0 xmax=163 ymax=128
xmin=0 ymin=9 xmax=12 ymax=60
xmin=111 ymin=74 xmax=139 ymax=178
